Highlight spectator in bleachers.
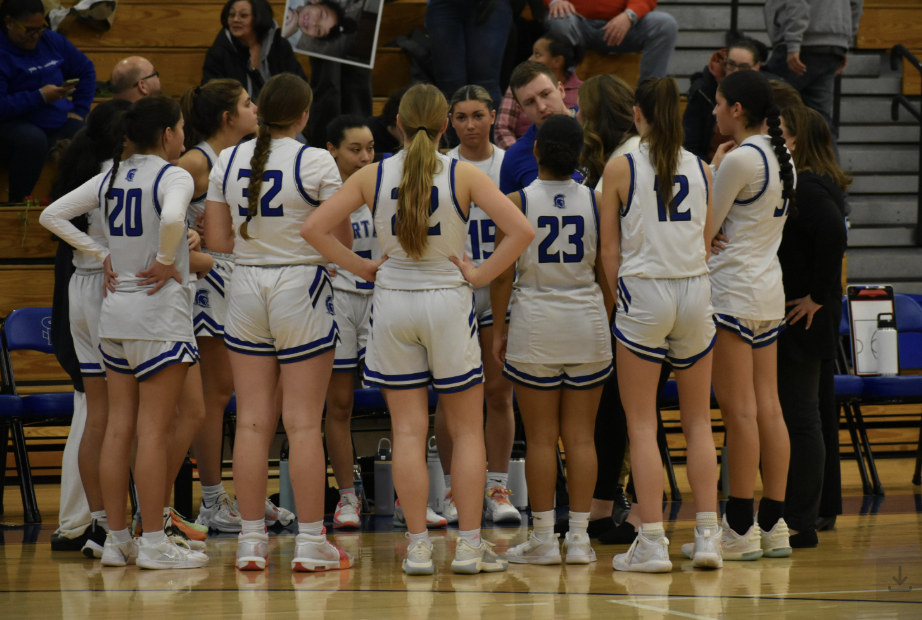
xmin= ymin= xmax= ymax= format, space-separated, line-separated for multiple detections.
xmin=495 ymin=32 xmax=583 ymax=150
xmin=498 ymin=61 xmax=578 ymax=194
xmin=110 ymin=56 xmax=162 ymax=103
xmin=683 ymin=37 xmax=772 ymax=162
xmin=543 ymin=0 xmax=677 ymax=82
xmin=763 ymin=0 xmax=864 ymax=134
xmin=425 ymin=0 xmax=514 ymax=109
xmin=0 ymin=0 xmax=95 ymax=202
xmin=203 ymin=0 xmax=307 ymax=100
xmin=776 ymin=105 xmax=849 ymax=549
xmin=367 ymin=85 xmax=407 ymax=158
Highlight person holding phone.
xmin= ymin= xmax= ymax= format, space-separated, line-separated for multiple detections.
xmin=0 ymin=0 xmax=96 ymax=202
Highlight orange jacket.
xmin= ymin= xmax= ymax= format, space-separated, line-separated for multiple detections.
xmin=544 ymin=0 xmax=658 ymax=22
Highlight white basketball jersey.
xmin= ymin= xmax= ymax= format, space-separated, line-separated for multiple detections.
xmin=97 ymin=154 xmax=195 ymax=342
xmin=185 ymin=141 xmax=218 ymax=228
xmin=506 ymin=178 xmax=609 ymax=363
xmin=709 ymin=135 xmax=793 ymax=320
xmin=446 ymin=145 xmax=505 ymax=268
xmin=207 ymin=137 xmax=342 ymax=266
xmin=618 ymin=145 xmax=710 ymax=279
xmin=72 ymin=160 xmax=112 ymax=271
xmin=332 ymin=204 xmax=380 ymax=295
xmin=372 ymin=150 xmax=469 ymax=290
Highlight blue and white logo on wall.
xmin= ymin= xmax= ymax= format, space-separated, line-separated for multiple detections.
xmin=554 ymin=194 xmax=566 ymax=209
xmin=41 ymin=317 xmax=52 ymax=345
xmin=195 ymin=289 xmax=210 ymax=308
xmin=126 ymin=168 xmax=137 ymax=182
xmin=325 ymin=295 xmax=335 ymax=316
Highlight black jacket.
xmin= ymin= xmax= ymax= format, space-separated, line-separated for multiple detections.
xmin=682 ymin=65 xmax=720 ymax=162
xmin=777 ymin=171 xmax=848 ymax=362
xmin=202 ymin=27 xmax=307 ymax=99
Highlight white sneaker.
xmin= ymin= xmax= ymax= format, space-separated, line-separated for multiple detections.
xmin=451 ymin=537 xmax=508 ymax=574
xmin=760 ymin=517 xmax=792 ymax=558
xmin=393 ymin=500 xmax=448 ymax=529
xmin=403 ymin=535 xmax=434 ymax=576
xmin=195 ymin=494 xmax=242 ymax=533
xmin=236 ymin=531 xmax=269 ymax=571
xmin=679 ymin=526 xmax=723 ymax=569
xmin=101 ymin=535 xmax=138 ymax=567
xmin=265 ymin=498 xmax=296 ymax=527
xmin=137 ymin=537 xmax=208 ymax=569
xmin=720 ymin=515 xmax=763 ymax=561
xmin=613 ymin=533 xmax=672 ymax=573
xmin=442 ymin=490 xmax=458 ymax=525
xmin=564 ymin=532 xmax=596 ymax=564
xmin=483 ymin=486 xmax=522 ymax=524
xmin=506 ymin=531 xmax=562 ymax=565
xmin=291 ymin=533 xmax=353 ymax=572
xmin=165 ymin=524 xmax=207 ymax=552
xmin=333 ymin=494 xmax=361 ymax=530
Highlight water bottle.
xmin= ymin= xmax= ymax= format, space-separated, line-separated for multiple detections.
xmin=872 ymin=312 xmax=899 ymax=376
xmin=507 ymin=439 xmax=529 ymax=509
xmin=426 ymin=436 xmax=445 ymax=514
xmin=279 ymin=440 xmax=295 ymax=515
xmin=374 ymin=438 xmax=395 ymax=516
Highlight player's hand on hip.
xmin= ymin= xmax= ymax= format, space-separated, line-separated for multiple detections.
xmin=358 ymin=255 xmax=388 ymax=283
xmin=188 ymin=228 xmax=202 ymax=252
xmin=493 ymin=326 xmax=508 ymax=367
xmin=103 ymin=255 xmax=118 ymax=296
xmin=137 ymin=260 xmax=182 ymax=295
xmin=449 ymin=252 xmax=480 ymax=287
xmin=710 ymin=231 xmax=729 ymax=256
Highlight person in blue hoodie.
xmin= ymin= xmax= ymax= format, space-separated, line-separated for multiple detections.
xmin=0 ymin=0 xmax=96 ymax=202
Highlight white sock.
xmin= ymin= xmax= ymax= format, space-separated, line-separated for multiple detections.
xmin=459 ymin=528 xmax=481 ymax=545
xmin=408 ymin=530 xmax=430 ymax=546
xmin=696 ymin=512 xmax=719 ymax=531
xmin=486 ymin=472 xmax=508 ymax=489
xmin=641 ymin=522 xmax=665 ymax=540
xmin=569 ymin=511 xmax=590 ymax=537
xmin=532 ymin=510 xmax=555 ymax=541
xmin=298 ymin=520 xmax=324 ymax=536
xmin=241 ymin=518 xmax=265 ymax=535
xmin=444 ymin=474 xmax=451 ymax=490
xmin=201 ymin=484 xmax=226 ymax=508
xmin=142 ymin=530 xmax=166 ymax=545
xmin=339 ymin=487 xmax=356 ymax=499
xmin=110 ymin=528 xmax=132 ymax=544
xmin=91 ymin=510 xmax=108 ymax=532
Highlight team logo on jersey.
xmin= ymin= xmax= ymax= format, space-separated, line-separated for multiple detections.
xmin=41 ymin=317 xmax=52 ymax=345
xmin=125 ymin=168 xmax=137 ymax=181
xmin=195 ymin=289 xmax=210 ymax=308
xmin=554 ymin=194 xmax=566 ymax=209
xmin=325 ymin=295 xmax=335 ymax=316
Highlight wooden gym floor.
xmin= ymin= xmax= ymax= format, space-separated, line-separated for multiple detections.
xmin=2 ymin=459 xmax=922 ymax=619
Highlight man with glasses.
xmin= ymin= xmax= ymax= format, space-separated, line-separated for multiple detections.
xmin=110 ymin=56 xmax=162 ymax=102
xmin=0 ymin=0 xmax=96 ymax=202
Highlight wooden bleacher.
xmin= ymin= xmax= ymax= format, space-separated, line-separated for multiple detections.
xmin=856 ymin=0 xmax=922 ymax=95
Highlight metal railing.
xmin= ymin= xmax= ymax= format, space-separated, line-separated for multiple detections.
xmin=890 ymin=44 xmax=922 ymax=247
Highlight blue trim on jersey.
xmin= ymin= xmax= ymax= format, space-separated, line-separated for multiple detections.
xmin=371 ymin=160 xmax=384 ymax=217
xmin=517 ymin=189 xmax=527 ymax=216
xmin=617 ymin=277 xmax=632 ymax=315
xmin=97 ymin=167 xmax=113 ymax=208
xmin=503 ymin=362 xmax=564 ymax=390
xmin=667 ymin=334 xmax=716 ymax=369
xmin=333 ymin=357 xmax=359 ymax=373
xmin=277 ymin=324 xmax=340 ymax=364
xmin=134 ymin=342 xmax=199 ymax=381
xmin=193 ymin=312 xmax=224 ymax=338
xmin=696 ymin=156 xmax=709 ymax=205
xmin=449 ymin=158 xmax=468 ymax=223
xmin=753 ymin=322 xmax=786 ymax=348
xmin=308 ymin=266 xmax=333 ymax=308
xmin=436 ymin=373 xmax=485 ymax=394
xmin=294 ymin=145 xmax=320 ymax=206
xmin=432 ymin=365 xmax=483 ymax=392
xmin=222 ymin=145 xmax=241 ymax=196
xmin=204 ymin=269 xmax=225 ymax=297
xmin=713 ymin=314 xmax=754 ymax=340
xmin=588 ymin=185 xmax=600 ymax=238
xmin=190 ymin=146 xmax=213 ymax=169
xmin=733 ymin=144 xmax=769 ymax=206
xmin=612 ymin=325 xmax=667 ymax=364
xmin=224 ymin=334 xmax=277 ymax=356
xmin=364 ymin=367 xmax=432 ymax=390
xmin=563 ymin=362 xmax=614 ymax=390
xmin=79 ymin=362 xmax=105 ymax=377
xmin=99 ymin=346 xmax=132 ymax=373
xmin=624 ymin=153 xmax=635 ymax=216
xmin=151 ymin=164 xmax=175 ymax=217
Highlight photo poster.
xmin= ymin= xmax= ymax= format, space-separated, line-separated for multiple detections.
xmin=847 ymin=285 xmax=896 ymax=376
xmin=283 ymin=0 xmax=386 ymax=69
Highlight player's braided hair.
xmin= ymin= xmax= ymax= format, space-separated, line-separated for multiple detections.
xmin=239 ymin=74 xmax=313 ymax=240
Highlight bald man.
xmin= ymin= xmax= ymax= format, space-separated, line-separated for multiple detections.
xmin=110 ymin=56 xmax=162 ymax=102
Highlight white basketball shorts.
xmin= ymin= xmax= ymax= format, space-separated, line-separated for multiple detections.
xmin=333 ymin=290 xmax=372 ymax=373
xmin=503 ymin=359 xmax=613 ymax=391
xmin=69 ymin=268 xmax=105 ymax=377
xmin=193 ymin=253 xmax=234 ymax=338
xmin=364 ymin=286 xmax=484 ymax=393
xmin=473 ymin=285 xmax=508 ymax=329
xmin=224 ymin=264 xmax=339 ymax=364
xmin=99 ymin=338 xmax=199 ymax=381
xmin=713 ymin=315 xmax=786 ymax=348
xmin=614 ymin=274 xmax=716 ymax=368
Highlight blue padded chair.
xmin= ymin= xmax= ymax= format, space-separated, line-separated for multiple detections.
xmin=0 ymin=308 xmax=76 ymax=523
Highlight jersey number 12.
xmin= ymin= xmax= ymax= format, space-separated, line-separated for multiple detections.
xmin=654 ymin=175 xmax=691 ymax=222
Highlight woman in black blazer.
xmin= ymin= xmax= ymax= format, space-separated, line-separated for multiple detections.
xmin=777 ymin=106 xmax=849 ymax=549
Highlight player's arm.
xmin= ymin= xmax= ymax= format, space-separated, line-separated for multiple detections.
xmin=488 ymin=192 xmax=522 ymax=365
xmin=204 ymin=200 xmax=235 ymax=254
xmin=703 ymin=164 xmax=714 ymax=263
xmin=39 ymin=173 xmax=111 ymax=264
xmin=599 ymin=156 xmax=627 ymax=301
xmin=593 ymin=189 xmax=616 ymax=320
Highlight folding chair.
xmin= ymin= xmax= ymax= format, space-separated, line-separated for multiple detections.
xmin=0 ymin=307 xmax=75 ymax=523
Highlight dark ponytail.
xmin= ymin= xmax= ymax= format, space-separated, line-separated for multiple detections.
xmin=180 ymin=79 xmax=245 ymax=152
xmin=635 ymin=77 xmax=683 ymax=208
xmin=720 ymin=71 xmax=796 ymax=213
xmin=535 ymin=114 xmax=583 ymax=178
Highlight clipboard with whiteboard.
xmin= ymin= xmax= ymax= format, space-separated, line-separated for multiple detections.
xmin=847 ymin=285 xmax=898 ymax=376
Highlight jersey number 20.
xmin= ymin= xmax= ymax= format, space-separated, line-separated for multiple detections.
xmin=237 ymin=169 xmax=283 ymax=217
xmin=538 ymin=215 xmax=584 ymax=263
xmin=108 ymin=188 xmax=143 ymax=237
xmin=654 ymin=175 xmax=691 ymax=222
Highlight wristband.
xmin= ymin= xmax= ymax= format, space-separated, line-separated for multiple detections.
xmin=625 ymin=9 xmax=637 ymax=24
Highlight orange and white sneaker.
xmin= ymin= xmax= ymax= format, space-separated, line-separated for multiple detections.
xmin=292 ymin=534 xmax=354 ymax=572
xmin=236 ymin=531 xmax=269 ymax=571
xmin=169 ymin=508 xmax=208 ymax=542
xmin=265 ymin=498 xmax=296 ymax=528
xmin=483 ymin=486 xmax=522 ymax=524
xmin=333 ymin=494 xmax=362 ymax=530
xmin=442 ymin=489 xmax=458 ymax=525
xmin=393 ymin=499 xmax=448 ymax=529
